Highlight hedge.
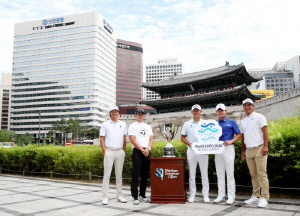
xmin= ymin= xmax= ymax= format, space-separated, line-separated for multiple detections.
xmin=0 ymin=116 xmax=299 ymax=190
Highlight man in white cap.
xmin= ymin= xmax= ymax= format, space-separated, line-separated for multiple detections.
xmin=128 ymin=108 xmax=153 ymax=205
xmin=100 ymin=105 xmax=127 ymax=205
xmin=241 ymin=98 xmax=269 ymax=208
xmin=181 ymin=104 xmax=210 ymax=203
xmin=214 ymin=104 xmax=241 ymax=205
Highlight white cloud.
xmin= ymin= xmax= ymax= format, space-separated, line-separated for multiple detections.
xmin=1 ymin=0 xmax=300 ymax=83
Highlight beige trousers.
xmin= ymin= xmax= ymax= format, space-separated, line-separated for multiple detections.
xmin=102 ymin=149 xmax=125 ymax=198
xmin=246 ymin=145 xmax=269 ymax=200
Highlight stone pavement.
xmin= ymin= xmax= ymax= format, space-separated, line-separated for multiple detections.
xmin=1 ymin=174 xmax=300 ymax=216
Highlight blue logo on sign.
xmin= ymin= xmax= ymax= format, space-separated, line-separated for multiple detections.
xmin=43 ymin=17 xmax=64 ymax=25
xmin=155 ymin=168 xmax=163 ymax=181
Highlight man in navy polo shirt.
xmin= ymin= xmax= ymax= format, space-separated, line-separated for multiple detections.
xmin=213 ymin=104 xmax=241 ymax=205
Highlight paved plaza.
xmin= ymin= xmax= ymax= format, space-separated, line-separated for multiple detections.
xmin=0 ymin=174 xmax=299 ymax=216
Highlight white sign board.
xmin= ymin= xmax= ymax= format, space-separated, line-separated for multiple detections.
xmin=67 ymin=133 xmax=72 ymax=139
xmin=192 ymin=120 xmax=225 ymax=154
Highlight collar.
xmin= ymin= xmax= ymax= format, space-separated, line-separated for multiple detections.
xmin=246 ymin=112 xmax=256 ymax=118
xmin=109 ymin=119 xmax=119 ymax=124
xmin=191 ymin=118 xmax=201 ymax=123
xmin=218 ymin=116 xmax=228 ymax=123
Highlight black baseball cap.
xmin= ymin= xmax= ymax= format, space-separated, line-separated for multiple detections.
xmin=135 ymin=108 xmax=145 ymax=114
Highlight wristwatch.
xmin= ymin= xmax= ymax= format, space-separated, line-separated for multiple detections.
xmin=148 ymin=147 xmax=151 ymax=150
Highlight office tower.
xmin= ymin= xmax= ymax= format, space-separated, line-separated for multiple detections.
xmin=145 ymin=58 xmax=184 ymax=100
xmin=0 ymin=73 xmax=12 ymax=130
xmin=116 ymin=39 xmax=143 ymax=105
xmin=10 ymin=12 xmax=116 ymax=139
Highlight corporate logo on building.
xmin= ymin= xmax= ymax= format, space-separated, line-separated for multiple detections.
xmin=155 ymin=168 xmax=179 ymax=181
xmin=43 ymin=17 xmax=64 ymax=25
xmin=117 ymin=43 xmax=130 ymax=49
xmin=103 ymin=19 xmax=113 ymax=34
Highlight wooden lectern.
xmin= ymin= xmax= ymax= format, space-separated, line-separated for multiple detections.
xmin=150 ymin=158 xmax=186 ymax=203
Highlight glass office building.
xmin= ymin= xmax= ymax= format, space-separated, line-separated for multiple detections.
xmin=116 ymin=39 xmax=143 ymax=105
xmin=10 ymin=12 xmax=116 ymax=138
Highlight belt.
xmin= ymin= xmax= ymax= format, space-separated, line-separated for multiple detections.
xmin=106 ymin=147 xmax=122 ymax=151
xmin=247 ymin=144 xmax=263 ymax=150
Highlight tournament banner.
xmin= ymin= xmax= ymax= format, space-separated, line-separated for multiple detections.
xmin=191 ymin=120 xmax=225 ymax=154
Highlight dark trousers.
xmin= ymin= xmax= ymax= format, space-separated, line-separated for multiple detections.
xmin=131 ymin=148 xmax=151 ymax=198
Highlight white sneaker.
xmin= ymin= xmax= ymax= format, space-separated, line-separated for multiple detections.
xmin=258 ymin=198 xmax=268 ymax=208
xmin=213 ymin=196 xmax=225 ymax=203
xmin=244 ymin=196 xmax=259 ymax=204
xmin=133 ymin=198 xmax=139 ymax=205
xmin=188 ymin=196 xmax=195 ymax=203
xmin=117 ymin=196 xmax=127 ymax=203
xmin=226 ymin=198 xmax=235 ymax=205
xmin=102 ymin=198 xmax=108 ymax=205
xmin=203 ymin=195 xmax=210 ymax=203
xmin=139 ymin=196 xmax=149 ymax=202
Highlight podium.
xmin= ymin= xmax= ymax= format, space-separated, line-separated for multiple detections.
xmin=150 ymin=158 xmax=186 ymax=203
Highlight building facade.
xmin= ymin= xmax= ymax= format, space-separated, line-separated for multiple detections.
xmin=116 ymin=39 xmax=143 ymax=105
xmin=145 ymin=58 xmax=184 ymax=100
xmin=286 ymin=56 xmax=300 ymax=89
xmin=265 ymin=72 xmax=294 ymax=95
xmin=0 ymin=73 xmax=12 ymax=130
xmin=10 ymin=12 xmax=116 ymax=138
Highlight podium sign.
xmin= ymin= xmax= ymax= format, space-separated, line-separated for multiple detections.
xmin=150 ymin=158 xmax=186 ymax=203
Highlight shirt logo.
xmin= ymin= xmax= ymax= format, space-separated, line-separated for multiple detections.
xmin=138 ymin=127 xmax=148 ymax=138
xmin=190 ymin=125 xmax=193 ymax=128
xmin=120 ymin=125 xmax=122 ymax=128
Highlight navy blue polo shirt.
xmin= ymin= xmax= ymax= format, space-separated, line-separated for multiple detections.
xmin=218 ymin=117 xmax=240 ymax=144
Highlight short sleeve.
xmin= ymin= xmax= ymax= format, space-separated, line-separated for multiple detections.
xmin=123 ymin=122 xmax=127 ymax=135
xmin=148 ymin=125 xmax=153 ymax=136
xmin=232 ymin=120 xmax=241 ymax=134
xmin=128 ymin=124 xmax=135 ymax=136
xmin=240 ymin=122 xmax=244 ymax=133
xmin=100 ymin=123 xmax=106 ymax=136
xmin=258 ymin=114 xmax=268 ymax=128
xmin=181 ymin=122 xmax=187 ymax=135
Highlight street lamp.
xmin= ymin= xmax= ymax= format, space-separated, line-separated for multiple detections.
xmin=39 ymin=112 xmax=41 ymax=145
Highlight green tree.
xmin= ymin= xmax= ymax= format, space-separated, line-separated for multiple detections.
xmin=52 ymin=118 xmax=67 ymax=145
xmin=0 ymin=129 xmax=17 ymax=142
xmin=86 ymin=128 xmax=100 ymax=140
xmin=16 ymin=133 xmax=32 ymax=146
xmin=67 ymin=117 xmax=81 ymax=140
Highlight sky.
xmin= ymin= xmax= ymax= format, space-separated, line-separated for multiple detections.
xmin=1 ymin=0 xmax=300 ymax=82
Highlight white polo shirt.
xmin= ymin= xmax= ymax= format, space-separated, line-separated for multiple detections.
xmin=240 ymin=112 xmax=267 ymax=148
xmin=100 ymin=119 xmax=127 ymax=148
xmin=128 ymin=121 xmax=153 ymax=148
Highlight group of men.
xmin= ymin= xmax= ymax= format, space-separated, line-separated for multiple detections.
xmin=100 ymin=98 xmax=270 ymax=208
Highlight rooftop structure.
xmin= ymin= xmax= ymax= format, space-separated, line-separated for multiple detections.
xmin=141 ymin=63 xmax=264 ymax=113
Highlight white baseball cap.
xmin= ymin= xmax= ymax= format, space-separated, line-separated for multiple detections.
xmin=191 ymin=104 xmax=202 ymax=111
xmin=109 ymin=105 xmax=119 ymax=112
xmin=216 ymin=103 xmax=226 ymax=110
xmin=242 ymin=98 xmax=254 ymax=105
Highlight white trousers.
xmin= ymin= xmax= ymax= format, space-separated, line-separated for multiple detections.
xmin=187 ymin=147 xmax=209 ymax=196
xmin=214 ymin=145 xmax=236 ymax=199
xmin=102 ymin=149 xmax=125 ymax=198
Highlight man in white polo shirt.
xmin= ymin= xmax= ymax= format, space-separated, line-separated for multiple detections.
xmin=100 ymin=105 xmax=127 ymax=205
xmin=128 ymin=108 xmax=153 ymax=205
xmin=181 ymin=104 xmax=210 ymax=203
xmin=240 ymin=98 xmax=269 ymax=208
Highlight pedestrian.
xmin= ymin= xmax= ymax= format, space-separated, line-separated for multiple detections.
xmin=241 ymin=98 xmax=269 ymax=208
xmin=100 ymin=105 xmax=127 ymax=205
xmin=128 ymin=108 xmax=153 ymax=205
xmin=214 ymin=104 xmax=241 ymax=205
xmin=181 ymin=104 xmax=210 ymax=203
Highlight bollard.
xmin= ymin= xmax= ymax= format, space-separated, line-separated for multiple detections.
xmin=0 ymin=167 xmax=2 ymax=174
xmin=50 ymin=170 xmax=53 ymax=178
xmin=89 ymin=171 xmax=92 ymax=182
xmin=23 ymin=169 xmax=25 ymax=176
